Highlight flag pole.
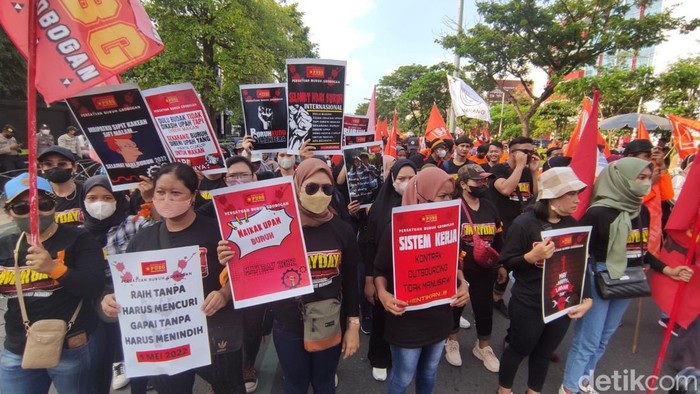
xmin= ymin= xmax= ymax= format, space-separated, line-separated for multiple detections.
xmin=26 ymin=0 xmax=39 ymax=245
xmin=647 ymin=205 xmax=700 ymax=393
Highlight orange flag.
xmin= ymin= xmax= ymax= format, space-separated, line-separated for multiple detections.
xmin=384 ymin=110 xmax=398 ymax=157
xmin=637 ymin=118 xmax=650 ymax=140
xmin=564 ymin=97 xmax=592 ymax=157
xmin=667 ymin=114 xmax=700 ymax=160
xmin=424 ymin=103 xmax=452 ymax=142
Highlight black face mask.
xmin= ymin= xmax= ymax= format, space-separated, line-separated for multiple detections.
xmin=468 ymin=185 xmax=489 ymax=198
xmin=43 ymin=167 xmax=73 ymax=183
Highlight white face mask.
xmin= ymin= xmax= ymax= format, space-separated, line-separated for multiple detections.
xmin=279 ymin=158 xmax=295 ymax=170
xmin=85 ymin=201 xmax=117 ymax=221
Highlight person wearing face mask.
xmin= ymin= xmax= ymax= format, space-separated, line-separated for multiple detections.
xmin=560 ymin=158 xmax=694 ymax=394
xmin=37 ymin=146 xmax=83 ymax=227
xmin=36 ymin=124 xmax=56 ymax=155
xmin=374 ymin=167 xmax=470 ymax=394
xmin=0 ymin=173 xmax=106 ymax=393
xmin=102 ymin=163 xmax=245 ymax=393
xmin=358 ymin=159 xmax=417 ymax=381
xmin=444 ymin=164 xmax=504 ymax=372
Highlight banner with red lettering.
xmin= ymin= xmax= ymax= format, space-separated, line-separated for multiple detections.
xmin=240 ymin=83 xmax=289 ymax=153
xmin=342 ymin=114 xmax=369 ymax=147
xmin=210 ymin=177 xmax=313 ymax=308
xmin=540 ymin=226 xmax=591 ymax=323
xmin=108 ymin=246 xmax=210 ymax=378
xmin=143 ymin=83 xmax=226 ymax=174
xmin=392 ymin=200 xmax=460 ymax=311
xmin=0 ymin=0 xmax=163 ymax=103
xmin=286 ymin=59 xmax=346 ymax=154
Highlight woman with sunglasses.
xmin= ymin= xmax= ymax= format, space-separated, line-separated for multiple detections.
xmin=374 ymin=167 xmax=470 ymax=394
xmin=496 ymin=167 xmax=592 ymax=394
xmin=101 ymin=162 xmax=245 ymax=393
xmin=0 ymin=173 xmax=106 ymax=393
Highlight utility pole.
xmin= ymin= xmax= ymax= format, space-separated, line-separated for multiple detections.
xmin=447 ymin=0 xmax=464 ymax=137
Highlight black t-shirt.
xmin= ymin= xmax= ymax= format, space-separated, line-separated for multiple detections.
xmin=54 ymin=182 xmax=84 ymax=226
xmin=488 ymin=163 xmax=534 ymax=232
xmin=459 ymin=197 xmax=504 ymax=271
xmin=0 ymin=226 xmax=106 ymax=354
xmin=374 ymin=226 xmax=453 ymax=348
xmin=126 ymin=214 xmax=243 ymax=354
xmin=273 ymin=216 xmax=360 ymax=335
xmin=581 ymin=205 xmax=650 ymax=267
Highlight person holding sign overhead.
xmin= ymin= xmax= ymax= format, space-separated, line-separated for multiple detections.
xmin=374 ymin=167 xmax=470 ymax=394
xmin=497 ymin=167 xmax=592 ymax=394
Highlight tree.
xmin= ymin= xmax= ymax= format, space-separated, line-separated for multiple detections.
xmin=441 ymin=0 xmax=693 ymax=136
xmin=657 ymin=56 xmax=700 ymax=117
xmin=123 ymin=0 xmax=317 ymax=126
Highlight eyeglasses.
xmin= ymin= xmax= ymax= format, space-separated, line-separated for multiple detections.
xmin=6 ymin=199 xmax=56 ymax=215
xmin=225 ymin=172 xmax=253 ymax=181
xmin=304 ymin=183 xmax=334 ymax=196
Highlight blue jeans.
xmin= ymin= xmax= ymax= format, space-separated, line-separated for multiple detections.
xmin=562 ymin=262 xmax=632 ymax=391
xmin=273 ymin=326 xmax=341 ymax=394
xmin=0 ymin=323 xmax=104 ymax=394
xmin=388 ymin=341 xmax=444 ymax=394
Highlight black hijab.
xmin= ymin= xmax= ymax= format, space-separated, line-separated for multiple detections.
xmin=81 ymin=175 xmax=129 ymax=246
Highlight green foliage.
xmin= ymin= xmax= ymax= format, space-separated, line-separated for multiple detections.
xmin=657 ymin=57 xmax=700 ymax=118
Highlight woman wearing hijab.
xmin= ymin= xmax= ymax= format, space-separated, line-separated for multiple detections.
xmin=560 ymin=158 xmax=694 ymax=394
xmin=360 ymin=159 xmax=417 ymax=381
xmin=497 ymin=167 xmax=593 ymax=394
xmin=374 ymin=167 xmax=470 ymax=394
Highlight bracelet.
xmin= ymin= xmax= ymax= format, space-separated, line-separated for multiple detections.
xmin=347 ymin=317 xmax=360 ymax=325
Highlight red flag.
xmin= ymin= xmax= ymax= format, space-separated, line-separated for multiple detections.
xmin=367 ymin=86 xmax=378 ymax=141
xmin=637 ymin=118 xmax=650 ymax=140
xmin=564 ymin=97 xmax=592 ymax=157
xmin=569 ymin=89 xmax=601 ymax=220
xmin=668 ymin=114 xmax=700 ymax=160
xmin=424 ymin=103 xmax=452 ymax=142
xmin=384 ymin=110 xmax=398 ymax=157
xmin=0 ymin=1 xmax=163 ymax=103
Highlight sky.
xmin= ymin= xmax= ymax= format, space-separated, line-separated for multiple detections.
xmin=292 ymin=0 xmax=479 ymax=114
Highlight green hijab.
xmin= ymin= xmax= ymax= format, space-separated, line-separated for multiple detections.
xmin=588 ymin=158 xmax=652 ymax=279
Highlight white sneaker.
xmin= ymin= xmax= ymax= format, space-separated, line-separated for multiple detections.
xmin=372 ymin=367 xmax=387 ymax=381
xmin=472 ymin=341 xmax=500 ymax=373
xmin=111 ymin=362 xmax=130 ymax=390
xmin=459 ymin=316 xmax=471 ymax=329
xmin=444 ymin=338 xmax=462 ymax=366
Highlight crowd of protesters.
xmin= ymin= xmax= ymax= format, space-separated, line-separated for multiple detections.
xmin=0 ymin=127 xmax=697 ymax=394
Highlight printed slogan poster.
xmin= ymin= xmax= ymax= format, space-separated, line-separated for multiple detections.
xmin=66 ymin=83 xmax=171 ymax=191
xmin=286 ymin=59 xmax=346 ymax=154
xmin=343 ymin=142 xmax=383 ymax=208
xmin=240 ymin=83 xmax=289 ymax=152
xmin=108 ymin=246 xmax=210 ymax=378
xmin=143 ymin=83 xmax=226 ymax=174
xmin=541 ymin=226 xmax=592 ymax=323
xmin=342 ymin=114 xmax=370 ymax=147
xmin=211 ymin=177 xmax=313 ymax=308
xmin=392 ymin=200 xmax=461 ymax=311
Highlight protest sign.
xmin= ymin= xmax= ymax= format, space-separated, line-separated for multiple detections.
xmin=345 ymin=132 xmax=376 ymax=147
xmin=66 ymin=83 xmax=170 ymax=191
xmin=343 ymin=142 xmax=383 ymax=208
xmin=286 ymin=59 xmax=346 ymax=154
xmin=210 ymin=177 xmax=312 ymax=308
xmin=392 ymin=200 xmax=461 ymax=311
xmin=240 ymin=83 xmax=289 ymax=153
xmin=541 ymin=226 xmax=592 ymax=323
xmin=108 ymin=246 xmax=210 ymax=378
xmin=143 ymin=83 xmax=226 ymax=174
xmin=342 ymin=114 xmax=369 ymax=147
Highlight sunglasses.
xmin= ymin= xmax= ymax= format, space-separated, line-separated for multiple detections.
xmin=7 ymin=199 xmax=56 ymax=215
xmin=304 ymin=183 xmax=334 ymax=196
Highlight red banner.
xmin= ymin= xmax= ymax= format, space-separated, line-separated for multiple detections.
xmin=392 ymin=200 xmax=460 ymax=310
xmin=0 ymin=0 xmax=163 ymax=103
xmin=211 ymin=177 xmax=313 ymax=308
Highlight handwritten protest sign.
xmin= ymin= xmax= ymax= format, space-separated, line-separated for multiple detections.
xmin=143 ymin=83 xmax=226 ymax=174
xmin=108 ymin=246 xmax=210 ymax=378
xmin=343 ymin=142 xmax=383 ymax=208
xmin=286 ymin=59 xmax=346 ymax=154
xmin=66 ymin=83 xmax=170 ymax=191
xmin=211 ymin=177 xmax=312 ymax=308
xmin=541 ymin=226 xmax=592 ymax=323
xmin=240 ymin=83 xmax=289 ymax=152
xmin=392 ymin=200 xmax=461 ymax=311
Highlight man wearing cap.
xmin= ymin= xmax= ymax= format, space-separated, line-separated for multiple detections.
xmin=0 ymin=124 xmax=25 ymax=176
xmin=36 ymin=124 xmax=55 ymax=155
xmin=444 ymin=136 xmax=474 ymax=175
xmin=57 ymin=126 xmax=80 ymax=155
xmin=0 ymin=173 xmax=105 ymax=392
xmin=38 ymin=146 xmax=84 ymax=226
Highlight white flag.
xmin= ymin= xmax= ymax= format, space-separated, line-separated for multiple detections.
xmin=446 ymin=75 xmax=492 ymax=122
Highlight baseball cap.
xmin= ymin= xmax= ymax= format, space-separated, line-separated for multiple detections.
xmin=537 ymin=167 xmax=587 ymax=201
xmin=459 ymin=163 xmax=493 ymax=180
xmin=4 ymin=173 xmax=54 ymax=204
xmin=622 ymin=139 xmax=653 ymax=156
xmin=37 ymin=146 xmax=77 ymax=163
